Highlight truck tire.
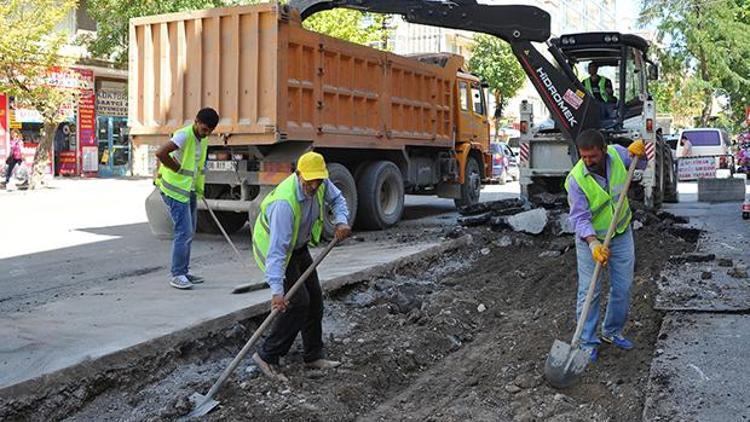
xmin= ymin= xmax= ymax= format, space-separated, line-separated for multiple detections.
xmin=454 ymin=156 xmax=482 ymax=208
xmin=324 ymin=163 xmax=358 ymax=239
xmin=356 ymin=160 xmax=404 ymax=230
xmin=196 ymin=209 xmax=248 ymax=235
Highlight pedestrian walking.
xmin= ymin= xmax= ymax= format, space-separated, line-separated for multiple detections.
xmin=3 ymin=130 xmax=24 ymax=187
xmin=564 ymin=129 xmax=647 ymax=362
xmin=251 ymin=151 xmax=351 ymax=382
xmin=679 ymin=136 xmax=692 ymax=158
xmin=155 ymin=108 xmax=219 ymax=290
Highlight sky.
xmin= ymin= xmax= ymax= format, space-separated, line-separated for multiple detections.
xmin=616 ymin=0 xmax=643 ymax=32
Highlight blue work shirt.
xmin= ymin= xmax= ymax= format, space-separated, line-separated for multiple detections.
xmin=264 ymin=177 xmax=348 ymax=295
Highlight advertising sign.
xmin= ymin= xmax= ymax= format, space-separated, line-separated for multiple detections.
xmin=96 ymin=89 xmax=128 ymax=117
xmin=58 ymin=151 xmax=77 ymax=175
xmin=746 ymin=105 xmax=750 ymax=125
xmin=678 ymin=157 xmax=717 ymax=181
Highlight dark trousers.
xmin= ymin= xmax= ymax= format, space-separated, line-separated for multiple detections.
xmin=5 ymin=159 xmax=20 ymax=183
xmin=258 ymin=246 xmax=325 ymax=365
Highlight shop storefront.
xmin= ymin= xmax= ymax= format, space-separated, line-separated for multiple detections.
xmin=95 ymin=82 xmax=130 ymax=177
xmin=0 ymin=67 xmax=97 ymax=177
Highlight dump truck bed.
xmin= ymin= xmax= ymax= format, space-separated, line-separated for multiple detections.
xmin=129 ymin=3 xmax=460 ymax=149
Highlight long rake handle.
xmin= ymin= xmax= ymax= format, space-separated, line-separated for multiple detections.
xmin=570 ymin=156 xmax=639 ymax=349
xmin=201 ymin=237 xmax=339 ymax=401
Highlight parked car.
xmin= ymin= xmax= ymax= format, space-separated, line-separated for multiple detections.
xmin=490 ymin=142 xmax=519 ymax=183
xmin=677 ymin=128 xmax=733 ymax=168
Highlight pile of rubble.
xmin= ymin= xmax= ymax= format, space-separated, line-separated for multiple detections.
xmin=456 ymin=195 xmax=694 ymax=239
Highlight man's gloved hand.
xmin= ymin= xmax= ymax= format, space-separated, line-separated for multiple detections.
xmin=334 ymin=223 xmax=352 ymax=242
xmin=628 ymin=139 xmax=646 ymax=158
xmin=589 ymin=239 xmax=610 ymax=265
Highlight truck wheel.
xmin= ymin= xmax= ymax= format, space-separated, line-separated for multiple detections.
xmin=196 ymin=209 xmax=248 ymax=235
xmin=324 ymin=163 xmax=358 ymax=239
xmin=356 ymin=160 xmax=404 ymax=230
xmin=454 ymin=156 xmax=482 ymax=208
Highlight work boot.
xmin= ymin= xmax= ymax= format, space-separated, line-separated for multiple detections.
xmin=252 ymin=352 xmax=289 ymax=383
xmin=186 ymin=273 xmax=205 ymax=284
xmin=305 ymin=359 xmax=341 ymax=370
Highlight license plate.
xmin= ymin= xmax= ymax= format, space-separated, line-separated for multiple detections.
xmin=206 ymin=160 xmax=236 ymax=171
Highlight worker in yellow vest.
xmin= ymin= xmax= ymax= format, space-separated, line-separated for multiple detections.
xmin=155 ymin=108 xmax=219 ymax=290
xmin=582 ymin=62 xmax=615 ymax=103
xmin=251 ymin=151 xmax=351 ymax=382
xmin=565 ymin=129 xmax=646 ymax=363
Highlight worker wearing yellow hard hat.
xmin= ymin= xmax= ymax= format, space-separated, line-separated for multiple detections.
xmin=251 ymin=151 xmax=351 ymax=382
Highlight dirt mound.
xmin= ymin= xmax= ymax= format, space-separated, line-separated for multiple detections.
xmin=4 ymin=209 xmax=696 ymax=421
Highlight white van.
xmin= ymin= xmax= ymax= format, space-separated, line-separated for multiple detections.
xmin=677 ymin=128 xmax=731 ymax=157
xmin=676 ymin=128 xmax=732 ymax=168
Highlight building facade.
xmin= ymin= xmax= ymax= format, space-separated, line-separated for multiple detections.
xmin=0 ymin=0 xmax=129 ymax=179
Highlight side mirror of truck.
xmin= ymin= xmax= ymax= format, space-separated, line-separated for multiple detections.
xmin=481 ymin=81 xmax=490 ymax=89
xmin=648 ymin=64 xmax=659 ymax=81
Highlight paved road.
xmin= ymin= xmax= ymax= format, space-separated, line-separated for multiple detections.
xmin=0 ymin=178 xmax=518 ymax=314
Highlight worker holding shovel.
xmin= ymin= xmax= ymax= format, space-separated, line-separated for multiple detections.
xmin=565 ymin=129 xmax=647 ymax=362
xmin=251 ymin=151 xmax=351 ymax=382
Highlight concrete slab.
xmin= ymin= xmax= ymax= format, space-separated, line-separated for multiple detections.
xmin=643 ymin=313 xmax=750 ymax=422
xmin=0 ymin=238 xmax=448 ymax=389
xmin=656 ymin=201 xmax=749 ymax=312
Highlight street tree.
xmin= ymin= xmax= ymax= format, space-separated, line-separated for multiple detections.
xmin=83 ymin=0 xmax=236 ymax=66
xmin=640 ymin=0 xmax=750 ymax=127
xmin=303 ymin=9 xmax=392 ymax=49
xmin=0 ymin=0 xmax=78 ymax=189
xmin=84 ymin=0 xmax=391 ymax=67
xmin=467 ymin=34 xmax=525 ymax=139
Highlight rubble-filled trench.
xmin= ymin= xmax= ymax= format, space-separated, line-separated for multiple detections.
xmin=4 ymin=202 xmax=698 ymax=422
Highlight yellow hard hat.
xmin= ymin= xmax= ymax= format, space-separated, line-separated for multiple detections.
xmin=296 ymin=151 xmax=329 ymax=181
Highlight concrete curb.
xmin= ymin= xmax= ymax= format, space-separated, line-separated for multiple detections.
xmin=0 ymin=235 xmax=473 ymax=414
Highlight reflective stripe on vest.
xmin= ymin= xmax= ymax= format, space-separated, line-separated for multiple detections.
xmin=564 ymin=145 xmax=631 ymax=240
xmin=252 ymin=174 xmax=326 ymax=271
xmin=584 ymin=76 xmax=610 ymax=102
xmin=157 ymin=125 xmax=208 ymax=203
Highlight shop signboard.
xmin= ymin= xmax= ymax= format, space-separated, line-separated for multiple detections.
xmin=678 ymin=157 xmax=717 ymax=180
xmin=746 ymin=105 xmax=750 ymax=125
xmin=96 ymin=89 xmax=128 ymax=117
xmin=58 ymin=150 xmax=77 ymax=175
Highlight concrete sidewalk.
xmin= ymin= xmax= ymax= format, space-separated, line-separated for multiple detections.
xmin=0 ymin=238 xmax=448 ymax=389
xmin=644 ymin=188 xmax=749 ymax=421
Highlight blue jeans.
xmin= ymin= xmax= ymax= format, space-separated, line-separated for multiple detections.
xmin=575 ymin=227 xmax=635 ymax=347
xmin=161 ymin=192 xmax=198 ymax=277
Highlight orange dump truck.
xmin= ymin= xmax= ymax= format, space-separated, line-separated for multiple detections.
xmin=130 ymin=3 xmax=490 ymax=235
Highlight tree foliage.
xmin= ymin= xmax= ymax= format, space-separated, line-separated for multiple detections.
xmin=467 ymin=34 xmax=525 ymax=134
xmin=83 ymin=0 xmax=236 ymax=66
xmin=83 ymin=0 xmax=392 ymax=66
xmin=303 ymin=10 xmax=391 ymax=49
xmin=0 ymin=0 xmax=77 ymax=188
xmin=640 ymin=0 xmax=750 ymax=128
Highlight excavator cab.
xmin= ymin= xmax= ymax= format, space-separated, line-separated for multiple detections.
xmin=551 ymin=32 xmax=655 ymax=132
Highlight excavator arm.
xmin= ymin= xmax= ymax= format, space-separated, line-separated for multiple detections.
xmin=289 ymin=0 xmax=600 ymax=141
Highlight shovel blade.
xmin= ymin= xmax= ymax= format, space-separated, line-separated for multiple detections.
xmin=187 ymin=392 xmax=220 ymax=418
xmin=544 ymin=339 xmax=590 ymax=389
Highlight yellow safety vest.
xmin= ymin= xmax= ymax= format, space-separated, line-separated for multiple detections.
xmin=252 ymin=174 xmax=326 ymax=271
xmin=157 ymin=125 xmax=208 ymax=202
xmin=584 ymin=76 xmax=610 ymax=102
xmin=564 ymin=145 xmax=632 ymax=240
